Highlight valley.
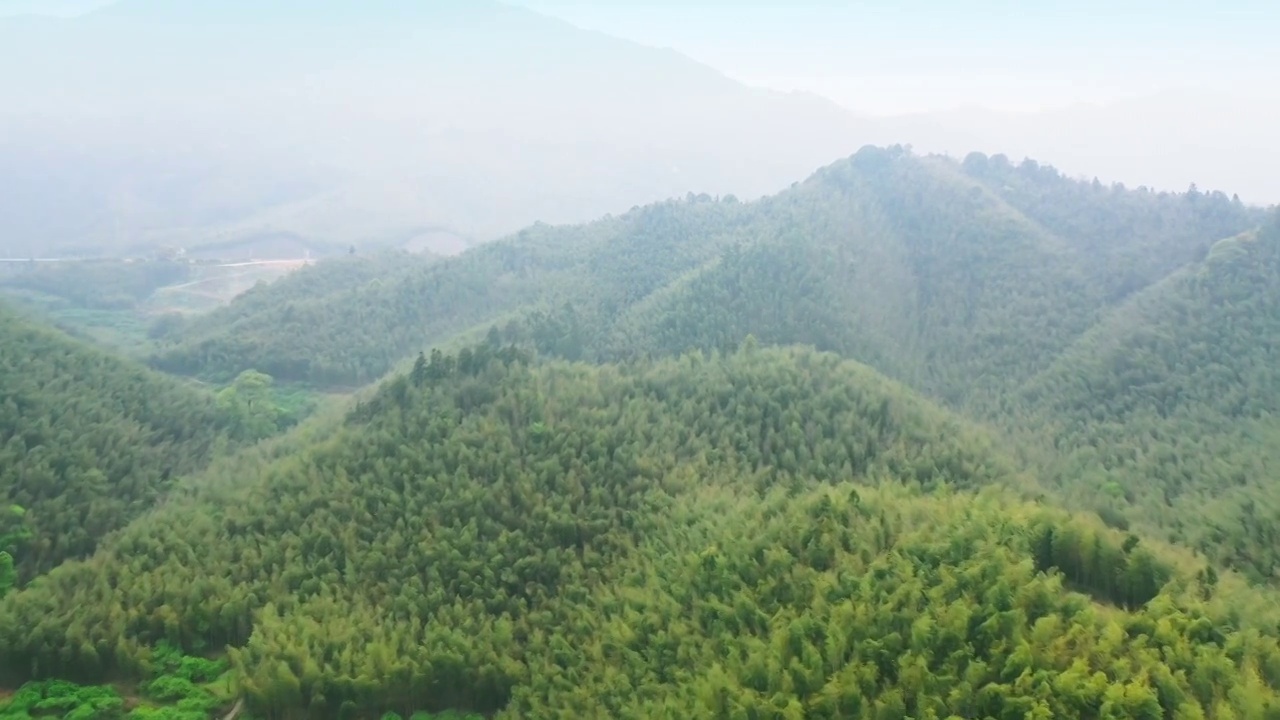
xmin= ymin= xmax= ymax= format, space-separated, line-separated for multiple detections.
xmin=3 ymin=143 xmax=1280 ymax=718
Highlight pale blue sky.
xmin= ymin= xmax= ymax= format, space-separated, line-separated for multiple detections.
xmin=1 ymin=0 xmax=1277 ymax=208
xmin=3 ymin=0 xmax=1275 ymax=114
xmin=511 ymin=1 xmax=1279 ymax=114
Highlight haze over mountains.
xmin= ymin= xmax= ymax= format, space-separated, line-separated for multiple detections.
xmin=0 ymin=0 xmax=881 ymax=257
xmin=5 ymin=182 xmax=1280 ymax=715
xmin=4 ymin=0 xmax=1275 ymax=260
xmin=889 ymin=90 xmax=1280 ymax=207
xmin=6 ymin=1 xmax=1280 ymax=718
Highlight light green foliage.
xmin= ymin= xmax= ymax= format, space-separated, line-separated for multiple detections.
xmin=136 ymin=642 xmax=228 ymax=714
xmin=4 ymin=342 xmax=1280 ymax=718
xmin=124 ymin=702 xmax=207 ymax=712
xmin=2 ymin=151 xmax=1279 ymax=717
xmin=0 ymin=643 xmax=233 ymax=719
xmin=0 ymin=680 xmax=124 ymax=720
xmin=0 ymin=293 xmax=156 ymax=359
xmin=216 ymin=370 xmax=283 ymax=441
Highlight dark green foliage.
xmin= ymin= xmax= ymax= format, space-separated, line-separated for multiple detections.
xmin=1014 ymin=213 xmax=1280 ymax=582
xmin=0 ymin=505 xmax=28 ymax=599
xmin=4 ymin=343 xmax=1280 ymax=717
xmin=151 ymin=149 xmax=1258 ymax=407
xmin=1028 ymin=516 xmax=1172 ymax=608
xmin=4 ymin=151 xmax=1280 ymax=718
xmin=152 ymin=198 xmax=745 ymax=386
xmin=605 ymin=147 xmax=1260 ymax=408
xmin=0 ymin=554 xmax=13 ymax=600
xmin=0 ymin=306 xmax=250 ymax=579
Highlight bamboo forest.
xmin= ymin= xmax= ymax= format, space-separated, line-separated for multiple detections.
xmin=4 ymin=1 xmax=1280 ymax=703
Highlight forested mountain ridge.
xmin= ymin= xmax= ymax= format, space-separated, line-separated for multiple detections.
xmin=601 ymin=148 xmax=1264 ymax=408
xmin=151 ymin=197 xmax=753 ymax=385
xmin=1011 ymin=212 xmax=1280 ymax=582
xmin=8 ymin=148 xmax=1279 ymax=717
xmin=0 ymin=304 xmax=262 ymax=580
xmin=151 ymin=146 xmax=1261 ymax=397
xmin=145 ymin=251 xmax=435 ymax=349
xmin=6 ymin=341 xmax=1280 ymax=718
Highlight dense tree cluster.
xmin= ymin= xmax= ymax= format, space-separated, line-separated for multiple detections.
xmin=0 ymin=505 xmax=26 ymax=599
xmin=4 ymin=343 xmax=1279 ymax=718
xmin=151 ymin=198 xmax=746 ymax=386
xmin=151 ymin=149 xmax=1257 ymax=408
xmin=1012 ymin=213 xmax=1280 ymax=582
xmin=959 ymin=150 xmax=1260 ymax=295
xmin=0 ymin=305 xmax=256 ymax=579
xmin=4 ymin=148 xmax=1279 ymax=718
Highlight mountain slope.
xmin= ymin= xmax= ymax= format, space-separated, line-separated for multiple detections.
xmin=604 ymin=149 xmax=1264 ymax=407
xmin=152 ymin=197 xmax=752 ymax=384
xmin=0 ymin=304 xmax=249 ymax=578
xmin=6 ymin=341 xmax=1279 ymax=718
xmin=1013 ymin=211 xmax=1280 ymax=582
xmin=0 ymin=0 xmax=879 ymax=257
xmin=154 ymin=148 xmax=1262 ymax=402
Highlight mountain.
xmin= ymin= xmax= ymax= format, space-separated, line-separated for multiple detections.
xmin=150 ymin=196 xmax=749 ymax=384
xmin=152 ymin=148 xmax=1263 ymax=399
xmin=1013 ymin=212 xmax=1280 ymax=582
xmin=0 ymin=303 xmax=257 ymax=579
xmin=6 ymin=340 xmax=1280 ymax=718
xmin=143 ymin=147 xmax=1280 ymax=588
xmin=597 ymin=148 xmax=1261 ymax=406
xmin=0 ymin=0 xmax=880 ymax=257
xmin=4 ymin=143 xmax=1280 ymax=717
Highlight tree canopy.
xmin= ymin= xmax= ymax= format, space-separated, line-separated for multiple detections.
xmin=4 ymin=148 xmax=1279 ymax=718
xmin=0 ymin=304 xmax=259 ymax=580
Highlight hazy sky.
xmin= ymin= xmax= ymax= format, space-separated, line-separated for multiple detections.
xmin=512 ymin=0 xmax=1279 ymax=115
xmin=4 ymin=0 xmax=1275 ymax=115
xmin=3 ymin=0 xmax=1277 ymax=209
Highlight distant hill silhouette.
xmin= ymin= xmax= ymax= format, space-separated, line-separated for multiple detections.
xmin=0 ymin=0 xmax=882 ymax=257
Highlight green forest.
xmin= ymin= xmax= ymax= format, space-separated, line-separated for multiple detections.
xmin=148 ymin=148 xmax=1261 ymax=395
xmin=0 ymin=305 xmax=303 ymax=580
xmin=4 ymin=147 xmax=1280 ymax=719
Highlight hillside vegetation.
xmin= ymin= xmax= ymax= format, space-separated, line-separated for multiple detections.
xmin=1012 ymin=213 xmax=1280 ymax=582
xmin=152 ymin=199 xmax=749 ymax=385
xmin=5 ymin=147 xmax=1280 ymax=718
xmin=0 ymin=304 xmax=269 ymax=579
xmin=151 ymin=148 xmax=1261 ymax=400
xmin=7 ymin=342 xmax=1280 ymax=718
